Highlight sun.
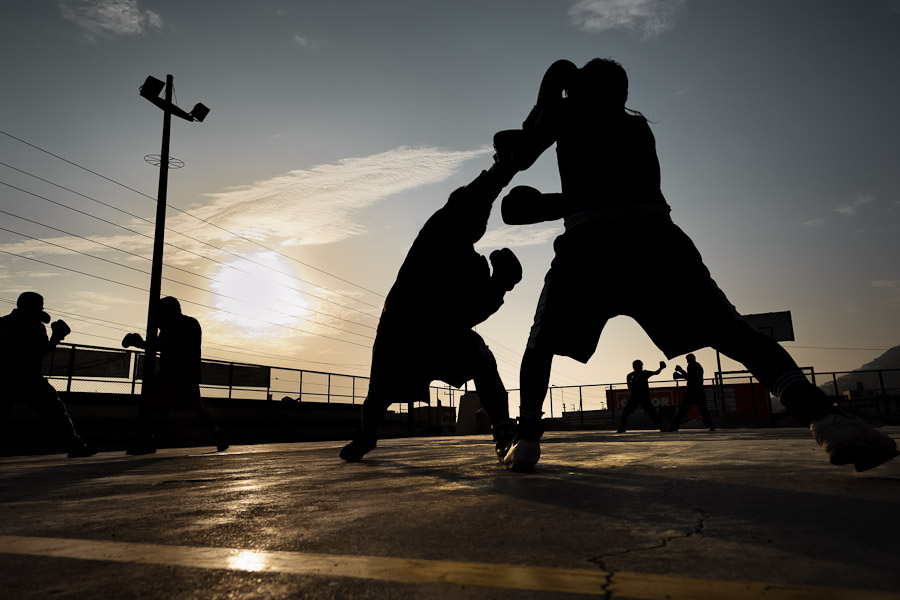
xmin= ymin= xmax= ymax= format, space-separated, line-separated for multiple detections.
xmin=209 ymin=251 xmax=308 ymax=338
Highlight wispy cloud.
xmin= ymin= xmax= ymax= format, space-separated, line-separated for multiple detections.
xmin=835 ymin=194 xmax=874 ymax=216
xmin=569 ymin=0 xmax=685 ymax=38
xmin=0 ymin=232 xmax=154 ymax=263
xmin=0 ymin=145 xmax=489 ymax=264
xmin=801 ymin=217 xmax=827 ymax=227
xmin=65 ymin=290 xmax=144 ymax=314
xmin=197 ymin=145 xmax=491 ymax=248
xmin=475 ymin=224 xmax=561 ymax=251
xmin=59 ymin=0 xmax=162 ymax=42
xmin=292 ymin=34 xmax=321 ymax=52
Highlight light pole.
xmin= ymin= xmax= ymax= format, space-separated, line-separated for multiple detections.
xmin=138 ymin=74 xmax=208 ymax=390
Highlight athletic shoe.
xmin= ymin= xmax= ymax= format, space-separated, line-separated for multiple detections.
xmin=125 ymin=438 xmax=156 ymax=456
xmin=810 ymin=410 xmax=899 ymax=472
xmin=492 ymin=419 xmax=517 ymax=462
xmin=340 ymin=434 xmax=377 ymax=462
xmin=213 ymin=430 xmax=229 ymax=452
xmin=502 ymin=437 xmax=540 ymax=472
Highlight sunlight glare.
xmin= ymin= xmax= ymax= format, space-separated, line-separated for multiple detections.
xmin=210 ymin=252 xmax=307 ymax=338
xmin=227 ymin=550 xmax=269 ymax=572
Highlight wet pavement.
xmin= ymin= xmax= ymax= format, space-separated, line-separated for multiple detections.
xmin=1 ymin=428 xmax=899 ymax=599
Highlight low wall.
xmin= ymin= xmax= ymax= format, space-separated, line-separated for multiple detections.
xmin=1 ymin=392 xmax=378 ymax=455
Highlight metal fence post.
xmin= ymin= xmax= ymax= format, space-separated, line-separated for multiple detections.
xmin=549 ymin=386 xmax=554 ymax=419
xmin=66 ymin=344 xmax=76 ymax=393
xmin=609 ymin=384 xmax=615 ymax=422
xmin=298 ymin=370 xmax=303 ymax=402
xmin=579 ymin=386 xmax=584 ymax=426
xmin=352 ymin=377 xmax=356 ymax=405
xmin=327 ymin=373 xmax=332 ymax=403
xmin=130 ymin=350 xmax=138 ymax=396
xmin=228 ymin=362 xmax=234 ymax=399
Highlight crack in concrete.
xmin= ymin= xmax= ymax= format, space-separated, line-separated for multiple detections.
xmin=599 ymin=569 xmax=613 ymax=599
xmin=588 ymin=506 xmax=707 ymax=572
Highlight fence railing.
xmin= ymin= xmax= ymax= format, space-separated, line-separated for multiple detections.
xmin=510 ymin=366 xmax=900 ymax=426
xmin=41 ymin=343 xmax=900 ymax=426
xmin=41 ymin=342 xmax=460 ymax=412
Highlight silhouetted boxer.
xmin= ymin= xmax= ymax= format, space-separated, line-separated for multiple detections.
xmin=0 ymin=292 xmax=95 ymax=457
xmin=122 ymin=296 xmax=227 ymax=455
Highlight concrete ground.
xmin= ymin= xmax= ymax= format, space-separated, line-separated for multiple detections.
xmin=1 ymin=428 xmax=898 ymax=600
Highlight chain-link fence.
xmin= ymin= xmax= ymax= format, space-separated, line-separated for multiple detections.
xmin=40 ymin=343 xmax=900 ymax=427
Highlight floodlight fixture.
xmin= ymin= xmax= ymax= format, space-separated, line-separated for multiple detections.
xmin=139 ymin=75 xmax=165 ymax=100
xmin=190 ymin=103 xmax=210 ymax=123
xmin=140 ymin=75 xmax=210 ymax=123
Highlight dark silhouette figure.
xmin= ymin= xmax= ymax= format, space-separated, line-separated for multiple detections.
xmin=0 ymin=292 xmax=96 ymax=457
xmin=496 ymin=58 xmax=898 ymax=472
xmin=617 ymin=360 xmax=666 ymax=433
xmin=340 ymin=162 xmax=520 ymax=462
xmin=668 ymin=354 xmax=714 ymax=431
xmin=122 ymin=296 xmax=227 ymax=455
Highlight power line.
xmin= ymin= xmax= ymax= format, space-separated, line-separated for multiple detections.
xmin=0 ymin=208 xmax=213 ymax=282
xmin=0 ymin=212 xmax=377 ymax=331
xmin=0 ymin=128 xmax=386 ymax=299
xmin=0 ymin=227 xmax=374 ymax=340
xmin=480 ymin=332 xmax=589 ymax=386
xmin=5 ymin=159 xmax=385 ymax=310
xmin=0 ymin=250 xmax=373 ymax=348
xmin=0 ymin=180 xmax=381 ymax=320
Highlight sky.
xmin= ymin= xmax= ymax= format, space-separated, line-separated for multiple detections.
xmin=1 ymin=0 xmax=899 ymax=403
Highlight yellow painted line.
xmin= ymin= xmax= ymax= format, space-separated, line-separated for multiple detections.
xmin=0 ymin=535 xmax=891 ymax=600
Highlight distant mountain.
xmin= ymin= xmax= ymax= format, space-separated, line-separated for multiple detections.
xmin=855 ymin=345 xmax=900 ymax=371
xmin=819 ymin=344 xmax=900 ymax=395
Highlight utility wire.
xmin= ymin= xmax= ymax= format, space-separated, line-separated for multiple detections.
xmin=0 ymin=211 xmax=376 ymax=331
xmin=0 ymin=180 xmax=381 ymax=320
xmin=0 ymin=129 xmax=386 ymax=298
xmin=4 ymin=159 xmax=383 ymax=310
xmin=0 ymin=208 xmax=213 ymax=282
xmin=481 ymin=332 xmax=589 ymax=386
xmin=0 ymin=250 xmax=372 ymax=348
xmin=0 ymin=227 xmax=374 ymax=340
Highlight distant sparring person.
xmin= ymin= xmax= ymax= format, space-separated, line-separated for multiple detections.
xmin=668 ymin=354 xmax=715 ymax=432
xmin=122 ymin=296 xmax=227 ymax=455
xmin=617 ymin=359 xmax=667 ymax=433
xmin=0 ymin=291 xmax=96 ymax=457
xmin=494 ymin=57 xmax=898 ymax=472
xmin=340 ymin=161 xmax=521 ymax=462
